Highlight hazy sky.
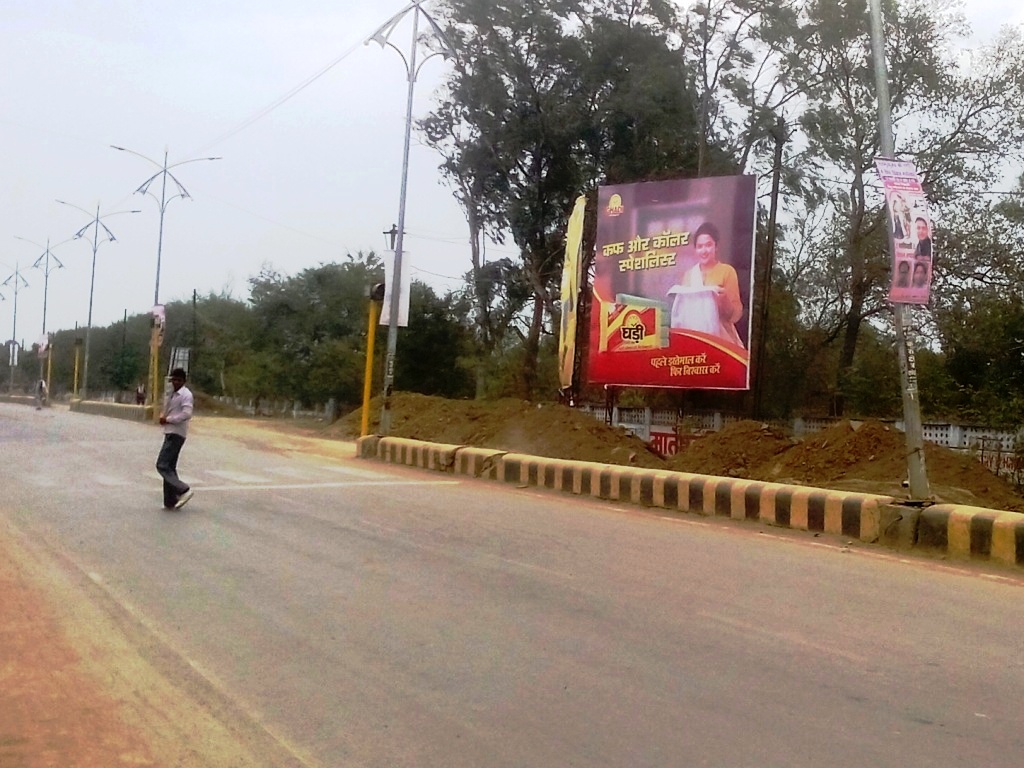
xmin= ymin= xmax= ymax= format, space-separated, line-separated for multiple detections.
xmin=1 ymin=1 xmax=1021 ymax=346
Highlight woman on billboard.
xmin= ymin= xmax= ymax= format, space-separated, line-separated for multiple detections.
xmin=668 ymin=222 xmax=744 ymax=347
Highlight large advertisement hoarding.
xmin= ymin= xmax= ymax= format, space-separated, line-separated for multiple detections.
xmin=587 ymin=176 xmax=756 ymax=390
xmin=875 ymin=158 xmax=933 ymax=305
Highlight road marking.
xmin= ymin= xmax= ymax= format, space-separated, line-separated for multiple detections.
xmin=699 ymin=611 xmax=870 ymax=665
xmin=205 ymin=469 xmax=274 ymax=484
xmin=316 ymin=464 xmax=392 ymax=479
xmin=196 ymin=480 xmax=460 ymax=492
xmin=95 ymin=474 xmax=132 ymax=487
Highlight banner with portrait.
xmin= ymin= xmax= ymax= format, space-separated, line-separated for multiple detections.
xmin=876 ymin=158 xmax=933 ymax=305
xmin=586 ymin=176 xmax=756 ymax=390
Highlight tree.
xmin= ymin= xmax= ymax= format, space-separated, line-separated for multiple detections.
xmin=770 ymin=1 xmax=1024 ymax=415
xmin=427 ymin=0 xmax=709 ymax=397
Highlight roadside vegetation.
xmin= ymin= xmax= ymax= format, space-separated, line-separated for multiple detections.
xmin=7 ymin=0 xmax=1024 ymax=428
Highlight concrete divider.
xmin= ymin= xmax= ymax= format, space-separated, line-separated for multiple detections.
xmin=356 ymin=436 xmax=1024 ymax=567
xmin=358 ymin=439 xmax=889 ymax=544
xmin=495 ymin=454 xmax=883 ymax=541
xmin=68 ymin=399 xmax=154 ymax=423
xmin=452 ymin=446 xmax=506 ymax=479
xmin=0 ymin=395 xmax=39 ymax=408
xmin=373 ymin=436 xmax=462 ymax=473
xmin=918 ymin=504 xmax=1024 ymax=567
xmin=355 ymin=435 xmax=381 ymax=459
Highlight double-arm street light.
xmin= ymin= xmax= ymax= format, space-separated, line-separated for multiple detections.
xmin=56 ymin=200 xmax=140 ymax=399
xmin=14 ymin=235 xmax=67 ymax=388
xmin=366 ymin=1 xmax=454 ymax=435
xmin=111 ymin=145 xmax=220 ymax=410
xmin=1 ymin=262 xmax=29 ymax=391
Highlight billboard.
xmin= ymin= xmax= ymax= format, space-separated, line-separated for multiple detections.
xmin=587 ymin=175 xmax=756 ymax=390
xmin=875 ymin=158 xmax=933 ymax=305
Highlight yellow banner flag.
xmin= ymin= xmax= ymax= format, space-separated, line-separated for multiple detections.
xmin=559 ymin=195 xmax=587 ymax=390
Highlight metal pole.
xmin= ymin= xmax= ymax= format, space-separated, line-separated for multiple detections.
xmin=155 ymin=150 xmax=169 ymax=306
xmin=9 ymin=263 xmax=19 ymax=391
xmin=17 ymin=235 xmax=65 ymax=384
xmin=82 ymin=204 xmax=101 ymax=400
xmin=110 ymin=145 xmax=219 ymax=410
xmin=41 ymin=241 xmax=51 ymax=333
xmin=379 ymin=6 xmax=421 ymax=437
xmin=868 ymin=0 xmax=930 ymax=499
xmin=149 ymin=157 xmax=170 ymax=416
xmin=39 ymin=241 xmax=50 ymax=382
xmin=362 ymin=298 xmax=381 ymax=437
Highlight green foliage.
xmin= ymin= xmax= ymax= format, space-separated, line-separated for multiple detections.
xmin=36 ymin=255 xmax=475 ymax=410
xmin=933 ymin=290 xmax=1024 ymax=426
xmin=426 ymin=0 xmax=708 ymax=396
xmin=395 ymin=283 xmax=475 ymax=398
xmin=24 ymin=2 xmax=1024 ymax=430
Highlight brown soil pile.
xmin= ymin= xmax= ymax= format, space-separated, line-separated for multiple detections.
xmin=323 ymin=393 xmax=1024 ymax=512
xmin=681 ymin=419 xmax=1024 ymax=512
xmin=667 ymin=420 xmax=794 ymax=478
xmin=330 ymin=393 xmax=666 ymax=468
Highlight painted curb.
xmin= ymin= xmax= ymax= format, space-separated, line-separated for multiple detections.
xmin=359 ymin=438 xmax=888 ymax=544
xmin=374 ymin=436 xmax=462 ymax=473
xmin=497 ymin=453 xmax=882 ymax=542
xmin=918 ymin=504 xmax=1024 ymax=567
xmin=356 ymin=437 xmax=1024 ymax=568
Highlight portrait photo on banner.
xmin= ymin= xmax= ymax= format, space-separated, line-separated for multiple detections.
xmin=587 ymin=175 xmax=756 ymax=391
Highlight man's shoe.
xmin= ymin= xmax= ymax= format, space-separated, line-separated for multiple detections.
xmin=174 ymin=489 xmax=194 ymax=510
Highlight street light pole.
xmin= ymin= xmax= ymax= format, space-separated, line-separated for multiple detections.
xmin=56 ymin=200 xmax=140 ymax=399
xmin=15 ymin=235 xmax=66 ymax=383
xmin=367 ymin=1 xmax=454 ymax=435
xmin=111 ymin=145 xmax=220 ymax=412
xmin=1 ymin=263 xmax=29 ymax=391
xmin=868 ymin=0 xmax=930 ymax=500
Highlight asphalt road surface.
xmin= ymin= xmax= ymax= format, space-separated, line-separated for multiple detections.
xmin=2 ymin=403 xmax=1023 ymax=767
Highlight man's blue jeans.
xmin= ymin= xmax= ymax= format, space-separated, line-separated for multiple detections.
xmin=156 ymin=434 xmax=189 ymax=508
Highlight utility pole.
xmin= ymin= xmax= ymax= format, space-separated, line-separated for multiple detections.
xmin=367 ymin=1 xmax=454 ymax=435
xmin=753 ymin=117 xmax=787 ymax=418
xmin=868 ymin=0 xmax=930 ymax=500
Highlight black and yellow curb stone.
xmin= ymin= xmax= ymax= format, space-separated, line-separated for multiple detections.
xmin=357 ymin=435 xmax=1024 ymax=569
xmin=917 ymin=504 xmax=1024 ymax=566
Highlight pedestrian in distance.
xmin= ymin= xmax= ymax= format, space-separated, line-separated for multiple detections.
xmin=156 ymin=367 xmax=194 ymax=510
xmin=34 ymin=379 xmax=47 ymax=410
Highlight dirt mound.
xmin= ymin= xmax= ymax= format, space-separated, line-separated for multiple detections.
xmin=331 ymin=393 xmax=667 ymax=468
xmin=668 ymin=420 xmax=794 ymax=477
xmin=715 ymin=419 xmax=1024 ymax=512
xmin=324 ymin=394 xmax=1024 ymax=512
xmin=759 ymin=420 xmax=902 ymax=483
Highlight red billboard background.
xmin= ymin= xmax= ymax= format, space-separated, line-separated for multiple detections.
xmin=587 ymin=176 xmax=756 ymax=390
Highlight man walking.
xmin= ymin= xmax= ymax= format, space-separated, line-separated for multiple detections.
xmin=156 ymin=367 xmax=194 ymax=510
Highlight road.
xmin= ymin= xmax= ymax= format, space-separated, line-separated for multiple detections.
xmin=2 ymin=403 xmax=1023 ymax=767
